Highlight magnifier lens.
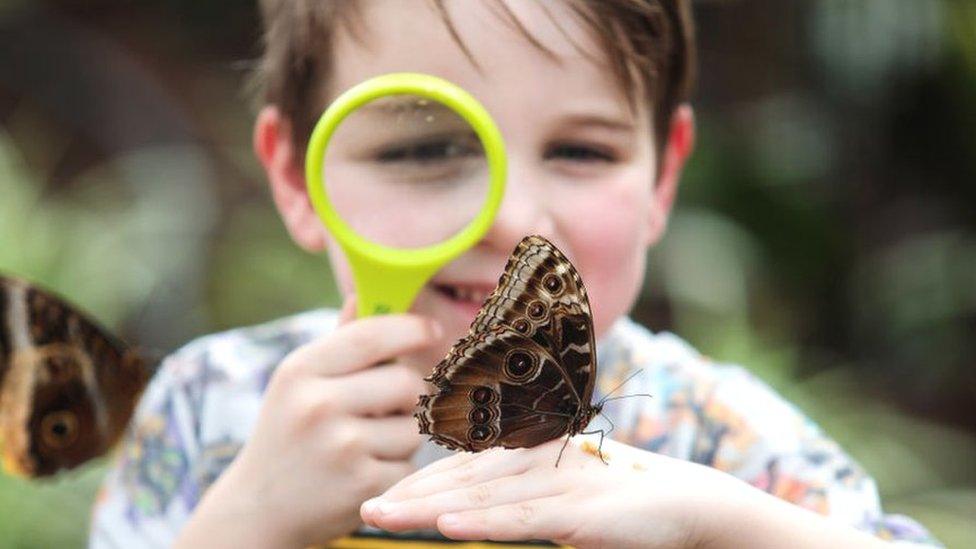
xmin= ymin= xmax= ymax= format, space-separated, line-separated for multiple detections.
xmin=323 ymin=93 xmax=489 ymax=249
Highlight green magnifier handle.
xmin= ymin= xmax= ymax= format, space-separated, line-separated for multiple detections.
xmin=305 ymin=73 xmax=507 ymax=318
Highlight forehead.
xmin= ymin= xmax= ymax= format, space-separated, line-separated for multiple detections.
xmin=326 ymin=0 xmax=639 ymax=123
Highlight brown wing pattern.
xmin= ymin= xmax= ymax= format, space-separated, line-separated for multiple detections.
xmin=469 ymin=235 xmax=597 ymax=405
xmin=0 ymin=276 xmax=152 ymax=477
xmin=416 ymin=235 xmax=599 ymax=452
xmin=417 ymin=325 xmax=580 ymax=451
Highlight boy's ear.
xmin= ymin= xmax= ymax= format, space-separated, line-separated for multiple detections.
xmin=254 ymin=106 xmax=327 ymax=252
xmin=646 ymin=103 xmax=695 ymax=246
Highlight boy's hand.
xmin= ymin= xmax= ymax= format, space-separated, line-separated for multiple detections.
xmin=176 ymin=296 xmax=443 ymax=549
xmin=361 ymin=437 xmax=892 ymax=549
xmin=359 ymin=436 xmax=745 ymax=549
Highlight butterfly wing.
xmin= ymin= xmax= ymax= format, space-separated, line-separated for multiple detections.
xmin=470 ymin=235 xmax=598 ymax=406
xmin=0 ymin=276 xmax=152 ymax=477
xmin=417 ymin=325 xmax=583 ymax=452
xmin=417 ymin=235 xmax=599 ymax=452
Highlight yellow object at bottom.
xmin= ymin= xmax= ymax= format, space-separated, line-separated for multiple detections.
xmin=326 ymin=533 xmax=569 ymax=548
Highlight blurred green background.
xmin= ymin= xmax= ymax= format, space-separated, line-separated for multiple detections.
xmin=0 ymin=0 xmax=973 ymax=547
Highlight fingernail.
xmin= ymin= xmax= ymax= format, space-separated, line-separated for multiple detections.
xmin=362 ymin=498 xmax=379 ymax=516
xmin=377 ymin=501 xmax=399 ymax=516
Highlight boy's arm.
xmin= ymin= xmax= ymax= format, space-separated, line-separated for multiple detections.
xmin=599 ymin=328 xmax=938 ymax=545
xmin=665 ymin=363 xmax=940 ymax=545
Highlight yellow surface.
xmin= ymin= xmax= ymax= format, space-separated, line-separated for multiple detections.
xmin=326 ymin=534 xmax=569 ymax=548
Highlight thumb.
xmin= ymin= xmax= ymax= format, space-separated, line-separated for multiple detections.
xmin=338 ymin=293 xmax=357 ymax=326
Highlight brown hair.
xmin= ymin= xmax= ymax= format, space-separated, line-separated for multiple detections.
xmin=254 ymin=0 xmax=695 ymax=162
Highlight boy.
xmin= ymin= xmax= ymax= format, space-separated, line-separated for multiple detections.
xmin=90 ymin=1 xmax=939 ymax=547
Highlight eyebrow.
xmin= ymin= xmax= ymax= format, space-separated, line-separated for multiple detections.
xmin=356 ymin=96 xmax=456 ymax=116
xmin=558 ymin=113 xmax=636 ymax=133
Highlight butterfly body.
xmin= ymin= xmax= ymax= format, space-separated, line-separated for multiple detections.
xmin=0 ymin=276 xmax=152 ymax=477
xmin=416 ymin=235 xmax=602 ymax=453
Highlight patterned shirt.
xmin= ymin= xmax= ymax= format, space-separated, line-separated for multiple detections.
xmin=89 ymin=309 xmax=941 ymax=548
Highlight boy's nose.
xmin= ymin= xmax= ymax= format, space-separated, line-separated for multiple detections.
xmin=482 ymin=165 xmax=556 ymax=251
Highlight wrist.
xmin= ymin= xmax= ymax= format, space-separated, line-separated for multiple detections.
xmin=693 ymin=473 xmax=772 ymax=549
xmin=671 ymin=465 xmax=756 ymax=549
xmin=694 ymin=472 xmax=888 ymax=549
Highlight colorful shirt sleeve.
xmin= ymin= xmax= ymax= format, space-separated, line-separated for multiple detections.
xmin=88 ymin=351 xmax=204 ymax=549
xmin=596 ymin=321 xmax=942 ymax=547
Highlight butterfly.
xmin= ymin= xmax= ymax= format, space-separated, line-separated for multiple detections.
xmin=0 ymin=275 xmax=156 ymax=477
xmin=416 ymin=235 xmax=611 ymax=463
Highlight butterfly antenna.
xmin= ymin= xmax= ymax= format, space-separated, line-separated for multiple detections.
xmin=597 ymin=369 xmax=648 ymax=407
xmin=600 ymin=393 xmax=654 ymax=404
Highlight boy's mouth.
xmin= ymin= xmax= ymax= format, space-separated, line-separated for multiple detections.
xmin=432 ymin=283 xmax=494 ymax=305
xmin=431 ymin=282 xmax=499 ymax=325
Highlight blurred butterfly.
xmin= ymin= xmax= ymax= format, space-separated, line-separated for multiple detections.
xmin=0 ymin=275 xmax=157 ymax=477
xmin=417 ymin=235 xmax=627 ymax=464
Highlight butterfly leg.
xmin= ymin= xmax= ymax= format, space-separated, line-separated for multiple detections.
xmin=597 ymin=409 xmax=616 ymax=440
xmin=580 ymin=428 xmax=609 ymax=465
xmin=555 ymin=434 xmax=573 ymax=468
xmin=580 ymin=411 xmax=615 ymax=465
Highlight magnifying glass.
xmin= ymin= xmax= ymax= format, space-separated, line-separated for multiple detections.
xmin=305 ymin=73 xmax=506 ymax=318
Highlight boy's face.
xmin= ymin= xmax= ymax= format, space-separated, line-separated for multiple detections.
xmin=260 ymin=0 xmax=692 ymax=366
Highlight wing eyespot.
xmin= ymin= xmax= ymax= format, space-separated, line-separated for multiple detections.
xmin=470 ymin=386 xmax=497 ymax=404
xmin=40 ymin=411 xmax=79 ymax=450
xmin=512 ymin=318 xmax=531 ymax=334
xmin=469 ymin=407 xmax=492 ymax=424
xmin=542 ymin=273 xmax=563 ymax=296
xmin=468 ymin=425 xmax=495 ymax=443
xmin=504 ymin=350 xmax=537 ymax=382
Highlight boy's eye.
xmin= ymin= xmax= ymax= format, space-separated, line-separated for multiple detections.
xmin=366 ymin=133 xmax=485 ymax=186
xmin=376 ymin=135 xmax=482 ymax=164
xmin=544 ymin=143 xmax=616 ymax=162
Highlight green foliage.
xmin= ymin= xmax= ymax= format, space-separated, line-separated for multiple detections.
xmin=208 ymin=200 xmax=341 ymax=329
xmin=0 ymin=464 xmax=105 ymax=549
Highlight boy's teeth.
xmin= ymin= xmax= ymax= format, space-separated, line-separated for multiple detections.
xmin=443 ymin=285 xmax=490 ymax=303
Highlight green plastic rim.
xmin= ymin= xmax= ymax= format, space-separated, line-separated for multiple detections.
xmin=305 ymin=73 xmax=507 ymax=317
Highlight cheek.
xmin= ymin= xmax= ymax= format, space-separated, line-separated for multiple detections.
xmin=556 ymin=178 xmax=651 ymax=338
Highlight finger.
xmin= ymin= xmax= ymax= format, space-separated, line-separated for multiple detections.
xmin=357 ymin=416 xmax=424 ymax=461
xmin=338 ymin=293 xmax=357 ymax=326
xmin=381 ymin=447 xmax=533 ymax=502
xmin=378 ymin=447 xmax=480 ymax=495
xmin=336 ymin=363 xmax=427 ymax=416
xmin=364 ymin=469 xmax=562 ymax=532
xmin=437 ymin=495 xmax=573 ymax=543
xmin=364 ymin=459 xmax=416 ymax=500
xmin=286 ymin=314 xmax=443 ymax=377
